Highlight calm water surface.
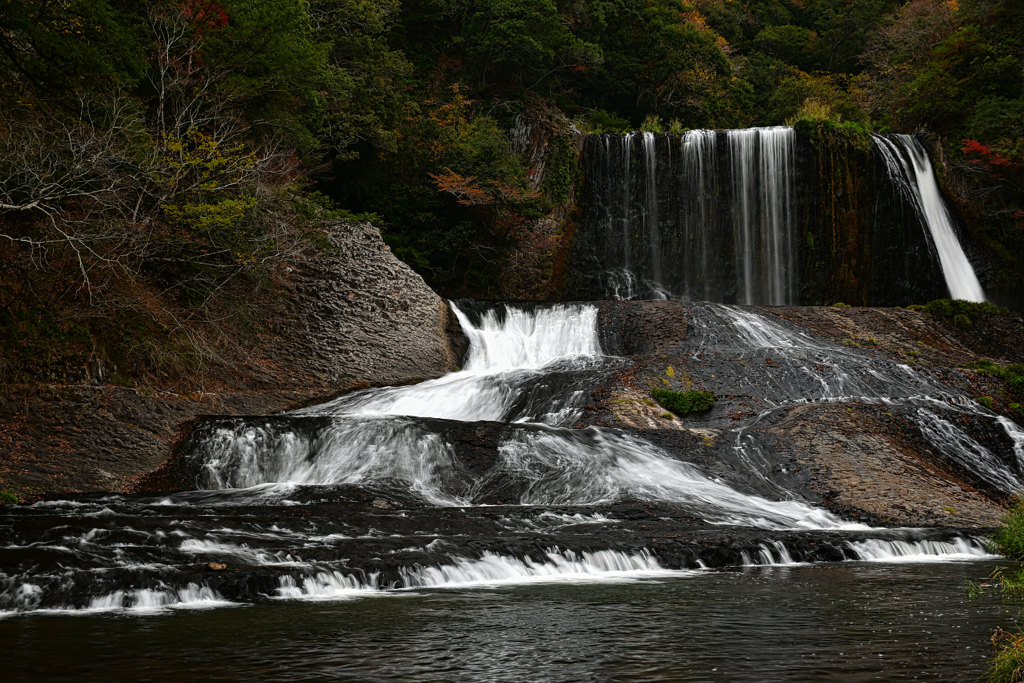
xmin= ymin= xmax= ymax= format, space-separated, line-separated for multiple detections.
xmin=5 ymin=560 xmax=1019 ymax=682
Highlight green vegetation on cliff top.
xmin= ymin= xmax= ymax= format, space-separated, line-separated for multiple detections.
xmin=1 ymin=0 xmax=1023 ymax=386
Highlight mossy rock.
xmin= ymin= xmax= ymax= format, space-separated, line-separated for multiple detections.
xmin=651 ymin=389 xmax=715 ymax=416
xmin=0 ymin=491 xmax=18 ymax=505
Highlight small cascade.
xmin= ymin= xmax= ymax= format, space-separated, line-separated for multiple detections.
xmin=686 ymin=302 xmax=1024 ymax=495
xmin=846 ymin=537 xmax=994 ymax=563
xmin=297 ymin=303 xmax=609 ymax=424
xmin=572 ymin=127 xmax=797 ymax=304
xmin=872 ymin=134 xmax=986 ymax=302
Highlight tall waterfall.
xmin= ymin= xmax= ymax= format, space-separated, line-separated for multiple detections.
xmin=568 ymin=127 xmax=989 ymax=306
xmin=729 ymin=127 xmax=796 ymax=305
xmin=872 ymin=134 xmax=986 ymax=302
xmin=573 ymin=127 xmax=799 ymax=304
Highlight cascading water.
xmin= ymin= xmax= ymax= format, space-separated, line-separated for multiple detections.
xmin=191 ymin=303 xmax=862 ymax=527
xmin=568 ymin=127 xmax=988 ymax=306
xmin=0 ymin=301 xmax=1012 ymax=619
xmin=872 ymin=134 xmax=985 ymax=302
xmin=685 ymin=301 xmax=1024 ymax=496
xmin=571 ymin=127 xmax=798 ymax=304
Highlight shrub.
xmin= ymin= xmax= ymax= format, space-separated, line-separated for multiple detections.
xmin=990 ymin=498 xmax=1024 ymax=560
xmin=923 ymin=298 xmax=1007 ymax=322
xmin=967 ymin=361 xmax=1024 ymax=400
xmin=651 ymin=389 xmax=716 ymax=416
xmin=0 ymin=491 xmax=17 ymax=505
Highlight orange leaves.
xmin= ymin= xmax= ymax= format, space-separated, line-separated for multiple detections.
xmin=428 ymin=168 xmax=539 ymax=207
xmin=678 ymin=10 xmax=708 ymax=31
xmin=428 ymin=169 xmax=492 ymax=205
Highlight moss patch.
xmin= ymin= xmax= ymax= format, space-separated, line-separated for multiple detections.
xmin=922 ymin=298 xmax=1007 ymax=327
xmin=651 ymin=389 xmax=716 ymax=416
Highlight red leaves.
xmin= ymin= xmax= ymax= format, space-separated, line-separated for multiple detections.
xmin=180 ymin=1 xmax=228 ymax=37
xmin=962 ymin=138 xmax=1016 ymax=177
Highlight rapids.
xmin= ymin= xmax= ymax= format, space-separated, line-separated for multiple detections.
xmin=0 ymin=301 xmax=1015 ymax=619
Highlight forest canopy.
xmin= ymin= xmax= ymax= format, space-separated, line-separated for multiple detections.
xmin=0 ymin=0 xmax=1022 ymax=381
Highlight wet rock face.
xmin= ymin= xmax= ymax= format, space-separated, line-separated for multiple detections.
xmin=596 ymin=300 xmax=687 ymax=357
xmin=768 ymin=404 xmax=1003 ymax=529
xmin=277 ymin=222 xmax=467 ymax=385
xmin=578 ymin=300 xmax=1019 ymax=529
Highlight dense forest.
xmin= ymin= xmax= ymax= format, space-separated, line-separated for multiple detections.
xmin=1 ymin=0 xmax=1022 ymax=385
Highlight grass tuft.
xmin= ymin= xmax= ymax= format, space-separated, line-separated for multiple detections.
xmin=987 ymin=629 xmax=1024 ymax=683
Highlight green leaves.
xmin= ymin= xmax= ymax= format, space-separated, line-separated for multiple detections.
xmin=0 ymin=0 xmax=148 ymax=95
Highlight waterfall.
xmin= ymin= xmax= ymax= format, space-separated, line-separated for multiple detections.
xmin=731 ymin=129 xmax=758 ymax=304
xmin=296 ymin=303 xmax=606 ymax=423
xmin=872 ymin=134 xmax=986 ymax=302
xmin=729 ymin=127 xmax=796 ymax=305
xmin=575 ymin=127 xmax=798 ymax=304
xmin=2 ymin=298 xmax=1012 ymax=618
xmin=679 ymin=129 xmax=717 ymax=301
xmin=570 ymin=127 xmax=988 ymax=306
xmin=642 ymin=132 xmax=662 ymax=287
xmin=179 ymin=302 xmax=871 ymax=529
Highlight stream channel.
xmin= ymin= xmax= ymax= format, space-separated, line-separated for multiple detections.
xmin=2 ymin=301 xmax=1022 ymax=680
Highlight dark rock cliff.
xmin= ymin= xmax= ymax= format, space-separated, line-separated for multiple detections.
xmin=0 ymin=222 xmax=468 ymax=500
